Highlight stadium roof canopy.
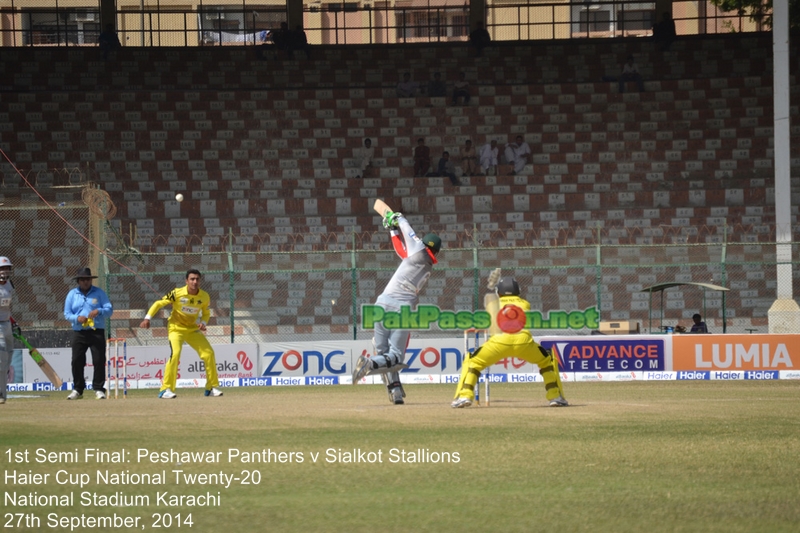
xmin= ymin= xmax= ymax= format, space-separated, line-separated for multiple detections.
xmin=640 ymin=282 xmax=729 ymax=333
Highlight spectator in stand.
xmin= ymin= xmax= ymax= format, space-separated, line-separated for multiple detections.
xmin=479 ymin=139 xmax=499 ymax=176
xmin=452 ymin=71 xmax=470 ymax=105
xmin=98 ymin=23 xmax=121 ymax=61
xmin=426 ymin=151 xmax=462 ymax=186
xmin=354 ymin=138 xmax=374 ymax=179
xmin=468 ymin=21 xmax=491 ymax=57
xmin=618 ymin=55 xmax=645 ymax=93
xmin=427 ymin=72 xmax=447 ymax=98
xmin=504 ymin=135 xmax=532 ymax=175
xmin=289 ymin=24 xmax=311 ymax=59
xmin=272 ymin=22 xmax=291 ymax=58
xmin=690 ymin=313 xmax=709 ymax=333
xmin=459 ymin=139 xmax=479 ymax=177
xmin=413 ymin=138 xmax=431 ymax=177
xmin=258 ymin=22 xmax=290 ymax=60
xmin=653 ymin=12 xmax=677 ymax=52
xmin=396 ymin=72 xmax=419 ymax=98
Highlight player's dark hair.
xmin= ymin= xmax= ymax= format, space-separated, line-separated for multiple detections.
xmin=186 ymin=269 xmax=202 ymax=279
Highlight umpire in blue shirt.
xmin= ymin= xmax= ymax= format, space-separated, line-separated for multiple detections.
xmin=63 ymin=267 xmax=113 ymax=400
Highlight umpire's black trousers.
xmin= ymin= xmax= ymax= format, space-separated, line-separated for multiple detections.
xmin=71 ymin=329 xmax=106 ymax=393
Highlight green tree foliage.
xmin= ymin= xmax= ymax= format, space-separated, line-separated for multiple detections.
xmin=708 ymin=0 xmax=799 ymax=30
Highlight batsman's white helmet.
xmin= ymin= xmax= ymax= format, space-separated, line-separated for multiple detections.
xmin=0 ymin=256 xmax=11 ymax=282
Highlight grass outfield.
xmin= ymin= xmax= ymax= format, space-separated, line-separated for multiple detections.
xmin=3 ymin=381 xmax=800 ymax=533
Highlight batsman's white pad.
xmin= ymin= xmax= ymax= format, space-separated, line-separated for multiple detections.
xmin=367 ymin=363 xmax=409 ymax=376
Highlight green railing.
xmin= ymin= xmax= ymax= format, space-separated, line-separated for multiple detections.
xmin=103 ymin=230 xmax=800 ymax=344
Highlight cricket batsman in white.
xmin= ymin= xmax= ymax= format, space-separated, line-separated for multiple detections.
xmin=452 ymin=276 xmax=568 ymax=408
xmin=352 ymin=211 xmax=441 ymax=404
xmin=140 ymin=269 xmax=222 ymax=399
xmin=0 ymin=256 xmax=18 ymax=404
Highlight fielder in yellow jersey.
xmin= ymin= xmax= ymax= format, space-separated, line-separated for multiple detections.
xmin=139 ymin=269 xmax=222 ymax=399
xmin=452 ymin=277 xmax=568 ymax=408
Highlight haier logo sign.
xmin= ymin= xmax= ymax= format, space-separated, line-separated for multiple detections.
xmin=677 ymin=371 xmax=710 ymax=380
xmin=33 ymin=382 xmax=62 ymax=391
xmin=306 ymin=376 xmax=339 ymax=385
xmin=241 ymin=377 xmax=272 ymax=387
xmin=745 ymin=371 xmax=778 ymax=380
xmin=712 ymin=371 xmax=744 ymax=380
xmin=540 ymin=339 xmax=664 ymax=372
xmin=262 ymin=349 xmax=346 ymax=376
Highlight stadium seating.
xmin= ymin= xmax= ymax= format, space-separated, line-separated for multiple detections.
xmin=0 ymin=32 xmax=797 ymax=341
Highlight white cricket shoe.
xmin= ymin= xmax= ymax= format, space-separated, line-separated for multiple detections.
xmin=67 ymin=390 xmax=83 ymax=400
xmin=204 ymin=388 xmax=223 ymax=397
xmin=158 ymin=389 xmax=177 ymax=399
xmin=451 ymin=397 xmax=472 ymax=408
xmin=549 ymin=396 xmax=569 ymax=407
xmin=389 ymin=386 xmax=404 ymax=405
xmin=95 ymin=390 xmax=106 ymax=400
xmin=351 ymin=354 xmax=372 ymax=384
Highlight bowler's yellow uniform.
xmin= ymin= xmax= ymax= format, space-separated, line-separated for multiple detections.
xmin=454 ymin=295 xmax=563 ymax=402
xmin=146 ymin=286 xmax=219 ymax=393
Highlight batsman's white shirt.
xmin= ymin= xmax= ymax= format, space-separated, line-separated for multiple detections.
xmin=0 ymin=280 xmax=13 ymax=322
xmin=381 ymin=217 xmax=433 ymax=304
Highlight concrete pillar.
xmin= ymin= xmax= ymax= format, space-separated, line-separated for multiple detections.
xmin=100 ymin=0 xmax=116 ymax=31
xmin=768 ymin=0 xmax=800 ymax=333
xmin=287 ymin=0 xmax=303 ymax=30
xmin=470 ymin=0 xmax=486 ymax=31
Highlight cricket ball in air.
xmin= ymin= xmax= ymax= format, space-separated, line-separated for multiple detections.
xmin=175 ymin=193 xmax=184 ymax=202
xmin=497 ymin=304 xmax=526 ymax=334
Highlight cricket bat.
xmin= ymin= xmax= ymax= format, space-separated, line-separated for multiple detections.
xmin=13 ymin=332 xmax=64 ymax=388
xmin=373 ymin=199 xmax=393 ymax=217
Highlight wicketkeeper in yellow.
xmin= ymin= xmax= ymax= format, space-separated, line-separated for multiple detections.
xmin=452 ymin=276 xmax=568 ymax=408
xmin=139 ymin=269 xmax=222 ymax=399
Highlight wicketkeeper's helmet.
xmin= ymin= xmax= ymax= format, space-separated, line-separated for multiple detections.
xmin=496 ymin=277 xmax=520 ymax=296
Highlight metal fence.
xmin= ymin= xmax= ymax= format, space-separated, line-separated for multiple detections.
xmin=4 ymin=183 xmax=798 ymax=346
xmin=0 ymin=0 xmax=762 ymax=48
xmin=102 ymin=232 xmax=800 ymax=344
